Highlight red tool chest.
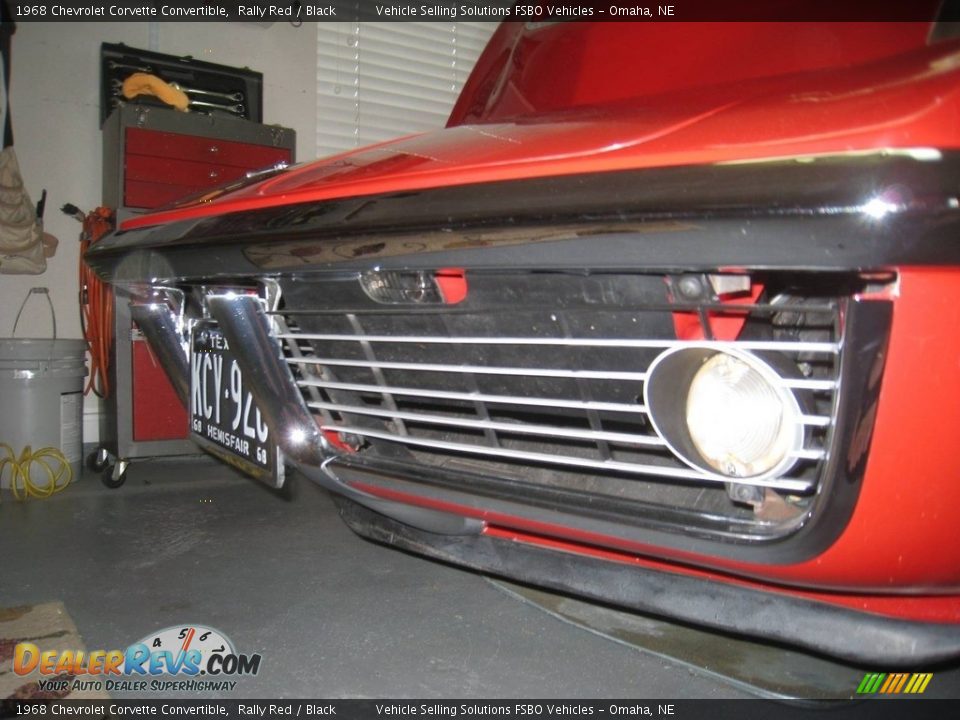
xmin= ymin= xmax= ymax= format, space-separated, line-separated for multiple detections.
xmin=100 ymin=106 xmax=295 ymax=461
xmin=105 ymin=107 xmax=294 ymax=215
xmin=122 ymin=127 xmax=291 ymax=208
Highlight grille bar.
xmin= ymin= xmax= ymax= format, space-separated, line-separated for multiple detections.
xmin=288 ymin=357 xmax=650 ymax=382
xmin=297 ymin=379 xmax=651 ymax=414
xmin=321 ymin=424 xmax=816 ymax=493
xmin=307 ymin=400 xmax=669 ymax=447
xmin=298 ymin=377 xmax=833 ymax=428
xmin=286 ymin=356 xmax=837 ymax=391
xmin=276 ymin=333 xmax=839 ymax=354
xmin=312 ymin=400 xmax=825 ymax=460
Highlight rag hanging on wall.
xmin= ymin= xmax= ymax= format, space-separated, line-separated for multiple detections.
xmin=0 ymin=10 xmax=54 ymax=275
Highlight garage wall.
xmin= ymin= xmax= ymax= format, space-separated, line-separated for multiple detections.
xmin=316 ymin=22 xmax=495 ymax=157
xmin=0 ymin=21 xmax=318 ymax=443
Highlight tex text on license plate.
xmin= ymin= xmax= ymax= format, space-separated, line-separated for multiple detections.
xmin=190 ymin=320 xmax=284 ymax=487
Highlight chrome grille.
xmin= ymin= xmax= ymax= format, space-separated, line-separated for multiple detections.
xmin=269 ymin=272 xmax=842 ymax=502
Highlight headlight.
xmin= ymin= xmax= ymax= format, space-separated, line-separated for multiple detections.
xmin=645 ymin=346 xmax=804 ymax=481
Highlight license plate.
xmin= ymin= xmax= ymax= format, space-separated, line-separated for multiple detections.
xmin=190 ymin=320 xmax=284 ymax=487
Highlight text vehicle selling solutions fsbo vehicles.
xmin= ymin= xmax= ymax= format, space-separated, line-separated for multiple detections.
xmin=87 ymin=17 xmax=960 ymax=664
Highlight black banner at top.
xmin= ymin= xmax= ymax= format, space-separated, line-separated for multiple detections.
xmin=4 ymin=0 xmax=958 ymax=22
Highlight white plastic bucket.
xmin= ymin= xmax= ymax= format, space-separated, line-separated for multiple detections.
xmin=0 ymin=338 xmax=88 ymax=488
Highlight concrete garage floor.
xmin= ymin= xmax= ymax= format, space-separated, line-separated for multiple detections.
xmin=1 ymin=457 xmax=956 ymax=699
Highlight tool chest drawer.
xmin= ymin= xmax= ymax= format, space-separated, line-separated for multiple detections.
xmin=103 ymin=105 xmax=295 ymax=215
xmin=124 ymin=180 xmax=205 ymax=210
xmin=131 ymin=338 xmax=188 ymax=442
xmin=124 ymin=154 xmax=239 ymax=187
xmin=125 ymin=127 xmax=291 ymax=170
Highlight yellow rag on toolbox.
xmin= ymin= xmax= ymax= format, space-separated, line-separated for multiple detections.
xmin=121 ymin=73 xmax=190 ymax=112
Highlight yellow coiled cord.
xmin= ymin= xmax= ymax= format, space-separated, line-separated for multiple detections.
xmin=0 ymin=443 xmax=73 ymax=500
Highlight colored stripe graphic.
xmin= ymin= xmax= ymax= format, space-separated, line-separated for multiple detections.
xmin=879 ymin=674 xmax=896 ymax=693
xmin=893 ymin=674 xmax=909 ymax=693
xmin=857 ymin=673 xmax=879 ymax=694
xmin=908 ymin=673 xmax=933 ymax=694
xmin=884 ymin=673 xmax=909 ymax=693
xmin=857 ymin=672 xmax=932 ymax=694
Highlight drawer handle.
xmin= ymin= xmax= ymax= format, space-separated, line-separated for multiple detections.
xmin=208 ymin=170 xmax=220 ymax=179
xmin=208 ymin=145 xmax=219 ymax=154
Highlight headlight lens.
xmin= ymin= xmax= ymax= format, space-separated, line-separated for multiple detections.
xmin=645 ymin=346 xmax=803 ymax=481
xmin=686 ymin=352 xmax=794 ymax=477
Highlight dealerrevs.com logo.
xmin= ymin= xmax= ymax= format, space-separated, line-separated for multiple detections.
xmin=13 ymin=624 xmax=261 ymax=693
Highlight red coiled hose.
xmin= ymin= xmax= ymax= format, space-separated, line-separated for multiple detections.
xmin=76 ymin=206 xmax=115 ymax=398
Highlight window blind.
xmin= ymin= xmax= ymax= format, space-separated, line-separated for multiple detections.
xmin=316 ymin=22 xmax=495 ymax=159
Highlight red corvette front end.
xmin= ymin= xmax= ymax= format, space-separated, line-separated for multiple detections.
xmin=87 ymin=19 xmax=960 ymax=664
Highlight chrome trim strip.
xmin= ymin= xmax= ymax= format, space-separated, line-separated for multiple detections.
xmin=779 ymin=378 xmax=838 ymax=391
xmin=790 ymin=448 xmax=826 ymax=461
xmin=321 ymin=424 xmax=815 ymax=492
xmin=86 ymin=154 xmax=960 ymax=286
xmin=206 ymin=294 xmax=326 ymax=467
xmin=308 ymin=400 xmax=667 ymax=447
xmin=269 ymin=300 xmax=843 ymax=317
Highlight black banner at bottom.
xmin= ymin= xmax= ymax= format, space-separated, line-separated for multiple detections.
xmin=1 ymin=700 xmax=959 ymax=720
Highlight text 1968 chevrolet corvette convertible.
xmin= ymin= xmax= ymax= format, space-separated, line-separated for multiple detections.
xmin=87 ymin=17 xmax=960 ymax=664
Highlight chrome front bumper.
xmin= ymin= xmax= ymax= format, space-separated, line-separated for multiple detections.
xmin=132 ymin=293 xmax=482 ymax=536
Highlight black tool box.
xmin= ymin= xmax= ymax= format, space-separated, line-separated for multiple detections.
xmin=100 ymin=42 xmax=263 ymax=125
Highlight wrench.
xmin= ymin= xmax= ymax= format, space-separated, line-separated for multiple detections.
xmin=113 ymin=79 xmax=244 ymax=105
xmin=189 ymin=99 xmax=245 ymax=115
xmin=171 ymin=83 xmax=244 ymax=104
xmin=108 ymin=60 xmax=153 ymax=73
xmin=112 ymin=83 xmax=242 ymax=115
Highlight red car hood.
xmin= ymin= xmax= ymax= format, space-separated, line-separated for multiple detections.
xmin=123 ymin=39 xmax=960 ymax=231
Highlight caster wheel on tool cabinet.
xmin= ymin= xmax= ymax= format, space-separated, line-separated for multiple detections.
xmin=101 ymin=463 xmax=128 ymax=489
xmin=86 ymin=447 xmax=110 ymax=474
